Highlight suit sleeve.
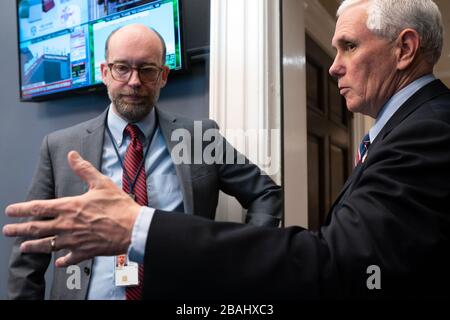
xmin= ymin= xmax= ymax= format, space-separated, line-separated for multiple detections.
xmin=143 ymin=116 xmax=450 ymax=300
xmin=211 ymin=121 xmax=282 ymax=227
xmin=7 ymin=135 xmax=54 ymax=300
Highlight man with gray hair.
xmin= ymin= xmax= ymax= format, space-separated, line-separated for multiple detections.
xmin=4 ymin=0 xmax=450 ymax=299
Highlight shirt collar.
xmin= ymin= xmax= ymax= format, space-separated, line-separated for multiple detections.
xmin=107 ymin=104 xmax=156 ymax=147
xmin=369 ymin=74 xmax=435 ymax=143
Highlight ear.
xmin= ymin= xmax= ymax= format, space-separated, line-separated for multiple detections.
xmin=395 ymin=29 xmax=420 ymax=71
xmin=159 ymin=66 xmax=170 ymax=88
xmin=100 ymin=62 xmax=109 ymax=85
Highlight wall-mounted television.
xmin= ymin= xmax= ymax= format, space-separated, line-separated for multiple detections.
xmin=16 ymin=0 xmax=185 ymax=101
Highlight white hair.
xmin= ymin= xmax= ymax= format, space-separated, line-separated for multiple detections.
xmin=337 ymin=0 xmax=444 ymax=65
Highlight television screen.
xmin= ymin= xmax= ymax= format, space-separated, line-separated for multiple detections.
xmin=16 ymin=0 xmax=185 ymax=101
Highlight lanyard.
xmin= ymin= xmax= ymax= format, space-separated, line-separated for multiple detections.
xmin=105 ymin=115 xmax=158 ymax=198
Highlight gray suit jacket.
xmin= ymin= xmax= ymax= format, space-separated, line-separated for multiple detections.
xmin=8 ymin=107 xmax=281 ymax=300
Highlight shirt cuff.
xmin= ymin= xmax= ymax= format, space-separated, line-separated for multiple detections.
xmin=128 ymin=206 xmax=155 ymax=264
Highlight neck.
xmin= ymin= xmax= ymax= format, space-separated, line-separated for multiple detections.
xmin=393 ymin=59 xmax=433 ymax=97
xmin=369 ymin=60 xmax=433 ymax=118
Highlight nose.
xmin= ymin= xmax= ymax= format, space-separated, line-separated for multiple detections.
xmin=329 ymin=54 xmax=345 ymax=78
xmin=127 ymin=68 xmax=142 ymax=87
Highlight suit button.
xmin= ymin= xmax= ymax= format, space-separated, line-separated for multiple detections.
xmin=84 ymin=267 xmax=90 ymax=275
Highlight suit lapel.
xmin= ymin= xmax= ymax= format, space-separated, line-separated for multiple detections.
xmin=78 ymin=109 xmax=107 ymax=299
xmin=373 ymin=80 xmax=450 ymax=145
xmin=80 ymin=109 xmax=108 ymax=173
xmin=156 ymin=107 xmax=195 ymax=214
xmin=326 ymin=163 xmax=364 ymax=223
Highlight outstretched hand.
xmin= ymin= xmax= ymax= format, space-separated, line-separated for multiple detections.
xmin=3 ymin=151 xmax=141 ymax=267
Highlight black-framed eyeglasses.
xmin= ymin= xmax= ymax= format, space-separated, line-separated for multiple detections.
xmin=107 ymin=63 xmax=163 ymax=84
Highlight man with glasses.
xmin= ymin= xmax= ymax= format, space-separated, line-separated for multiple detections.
xmin=7 ymin=24 xmax=282 ymax=300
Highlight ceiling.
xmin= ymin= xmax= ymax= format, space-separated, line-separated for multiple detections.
xmin=317 ymin=0 xmax=450 ymax=87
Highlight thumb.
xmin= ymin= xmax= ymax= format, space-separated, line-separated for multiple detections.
xmin=67 ymin=151 xmax=103 ymax=189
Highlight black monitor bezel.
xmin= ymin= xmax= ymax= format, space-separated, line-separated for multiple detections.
xmin=15 ymin=0 xmax=188 ymax=102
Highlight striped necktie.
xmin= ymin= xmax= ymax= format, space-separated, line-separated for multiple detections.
xmin=122 ymin=124 xmax=147 ymax=300
xmin=355 ymin=133 xmax=371 ymax=166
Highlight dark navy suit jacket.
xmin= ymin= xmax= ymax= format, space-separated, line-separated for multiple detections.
xmin=143 ymin=80 xmax=450 ymax=300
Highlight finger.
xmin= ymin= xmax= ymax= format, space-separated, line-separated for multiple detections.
xmin=3 ymin=220 xmax=57 ymax=238
xmin=67 ymin=151 xmax=105 ymax=189
xmin=20 ymin=236 xmax=55 ymax=254
xmin=5 ymin=197 xmax=68 ymax=218
xmin=55 ymin=251 xmax=86 ymax=268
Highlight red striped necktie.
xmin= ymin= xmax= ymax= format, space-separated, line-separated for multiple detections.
xmin=122 ymin=124 xmax=147 ymax=300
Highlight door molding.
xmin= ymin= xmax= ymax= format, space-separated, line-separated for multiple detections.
xmin=281 ymin=0 xmax=308 ymax=227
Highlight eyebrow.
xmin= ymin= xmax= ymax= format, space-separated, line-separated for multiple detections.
xmin=111 ymin=60 xmax=159 ymax=67
xmin=333 ymin=36 xmax=358 ymax=49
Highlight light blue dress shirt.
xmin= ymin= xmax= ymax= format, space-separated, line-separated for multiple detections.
xmin=368 ymin=74 xmax=435 ymax=143
xmin=86 ymin=106 xmax=184 ymax=300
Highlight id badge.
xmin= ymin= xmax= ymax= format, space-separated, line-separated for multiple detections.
xmin=114 ymin=254 xmax=139 ymax=287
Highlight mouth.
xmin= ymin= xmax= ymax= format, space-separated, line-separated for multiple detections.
xmin=121 ymin=95 xmax=146 ymax=102
xmin=339 ymin=87 xmax=350 ymax=96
